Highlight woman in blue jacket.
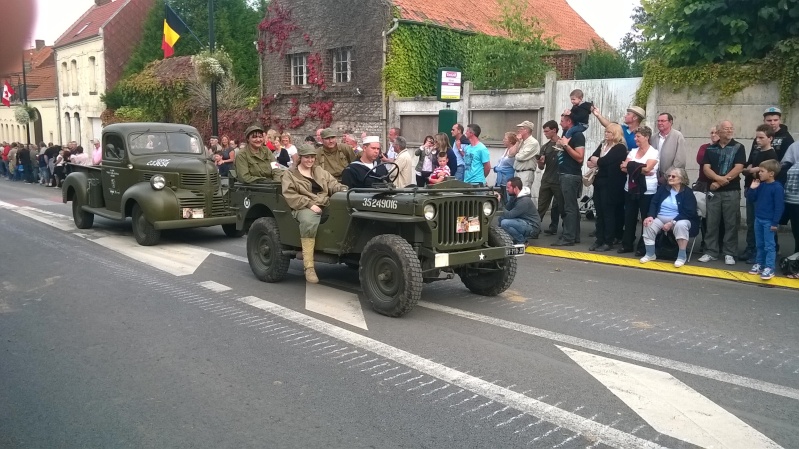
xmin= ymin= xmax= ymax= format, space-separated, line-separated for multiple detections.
xmin=639 ymin=167 xmax=700 ymax=267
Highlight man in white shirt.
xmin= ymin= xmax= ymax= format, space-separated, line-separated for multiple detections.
xmin=393 ymin=136 xmax=417 ymax=187
xmin=513 ymin=120 xmax=541 ymax=191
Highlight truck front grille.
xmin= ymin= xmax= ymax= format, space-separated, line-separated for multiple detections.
xmin=436 ymin=199 xmax=484 ymax=248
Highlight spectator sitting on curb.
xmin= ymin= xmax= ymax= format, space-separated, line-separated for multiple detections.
xmin=498 ymin=176 xmax=541 ymax=245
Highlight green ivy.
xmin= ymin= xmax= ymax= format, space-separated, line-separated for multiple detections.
xmin=102 ymin=62 xmax=190 ymax=123
xmin=635 ymin=37 xmax=799 ymax=109
xmin=384 ymin=24 xmax=470 ymax=97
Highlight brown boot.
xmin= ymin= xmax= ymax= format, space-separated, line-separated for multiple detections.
xmin=301 ymin=238 xmax=318 ymax=283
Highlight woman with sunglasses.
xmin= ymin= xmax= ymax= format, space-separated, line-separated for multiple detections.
xmin=639 ymin=167 xmax=699 ymax=267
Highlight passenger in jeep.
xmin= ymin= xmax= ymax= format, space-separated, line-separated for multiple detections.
xmin=283 ymin=144 xmax=348 ymax=284
xmin=235 ymin=125 xmax=283 ymax=184
xmin=341 ymin=136 xmax=389 ymax=189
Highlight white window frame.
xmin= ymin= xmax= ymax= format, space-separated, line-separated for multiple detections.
xmin=332 ymin=48 xmax=352 ymax=83
xmin=290 ymin=53 xmax=308 ymax=86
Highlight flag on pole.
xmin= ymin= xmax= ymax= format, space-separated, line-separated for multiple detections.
xmin=162 ymin=3 xmax=190 ymax=58
xmin=2 ymin=81 xmax=14 ymax=107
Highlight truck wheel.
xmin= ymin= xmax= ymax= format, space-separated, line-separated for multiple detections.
xmin=247 ymin=217 xmax=290 ymax=283
xmin=72 ymin=196 xmax=94 ymax=229
xmin=360 ymin=235 xmax=422 ymax=317
xmin=222 ymin=223 xmax=244 ymax=238
xmin=131 ymin=203 xmax=160 ymax=246
xmin=458 ymin=226 xmax=517 ymax=296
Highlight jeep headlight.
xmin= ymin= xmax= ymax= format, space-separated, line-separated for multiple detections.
xmin=482 ymin=201 xmax=494 ymax=216
xmin=424 ymin=204 xmax=436 ymax=220
xmin=150 ymin=174 xmax=166 ymax=190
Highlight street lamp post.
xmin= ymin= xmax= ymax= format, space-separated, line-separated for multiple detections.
xmin=209 ymin=0 xmax=218 ymax=137
xmin=21 ymin=53 xmax=30 ymax=145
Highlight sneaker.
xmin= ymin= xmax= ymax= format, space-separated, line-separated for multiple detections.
xmin=748 ymin=264 xmax=762 ymax=275
xmin=639 ymin=254 xmax=656 ymax=263
xmin=698 ymin=254 xmax=717 ymax=263
xmin=760 ymin=268 xmax=775 ymax=280
xmin=724 ymin=255 xmax=736 ymax=265
xmin=674 ymin=258 xmax=686 ymax=268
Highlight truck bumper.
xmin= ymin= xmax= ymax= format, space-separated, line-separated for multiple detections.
xmin=434 ymin=244 xmax=525 ymax=268
xmin=153 ymin=215 xmax=237 ymax=230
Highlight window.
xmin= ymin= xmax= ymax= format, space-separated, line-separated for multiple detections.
xmin=88 ymin=57 xmax=97 ymax=93
xmin=60 ymin=62 xmax=68 ymax=96
xmin=70 ymin=60 xmax=79 ymax=94
xmin=105 ymin=134 xmax=125 ymax=160
xmin=331 ymin=47 xmax=352 ymax=83
xmin=64 ymin=113 xmax=71 ymax=142
xmin=74 ymin=113 xmax=81 ymax=145
xmin=289 ymin=53 xmax=308 ymax=86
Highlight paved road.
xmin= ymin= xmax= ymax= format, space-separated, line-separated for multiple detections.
xmin=1 ymin=181 xmax=797 ymax=448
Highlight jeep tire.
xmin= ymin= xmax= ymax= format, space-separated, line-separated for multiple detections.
xmin=131 ymin=203 xmax=161 ymax=246
xmin=458 ymin=226 xmax=517 ymax=296
xmin=360 ymin=234 xmax=422 ymax=317
xmin=247 ymin=217 xmax=290 ymax=283
xmin=72 ymin=195 xmax=94 ymax=229
xmin=222 ymin=223 xmax=245 ymax=238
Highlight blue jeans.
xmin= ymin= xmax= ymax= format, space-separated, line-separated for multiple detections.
xmin=564 ymin=123 xmax=588 ymax=138
xmin=39 ymin=165 xmax=51 ymax=184
xmin=499 ymin=217 xmax=533 ymax=244
xmin=454 ymin=164 xmax=465 ymax=181
xmin=754 ymin=217 xmax=777 ymax=270
xmin=0 ymin=160 xmax=6 ymax=177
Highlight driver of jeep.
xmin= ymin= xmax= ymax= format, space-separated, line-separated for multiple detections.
xmin=282 ymin=143 xmax=348 ymax=284
xmin=340 ymin=136 xmax=389 ymax=188
xmin=235 ymin=124 xmax=283 ymax=184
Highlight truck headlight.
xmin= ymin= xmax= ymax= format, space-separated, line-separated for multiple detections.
xmin=150 ymin=174 xmax=166 ymax=190
xmin=482 ymin=201 xmax=494 ymax=216
xmin=424 ymin=204 xmax=436 ymax=220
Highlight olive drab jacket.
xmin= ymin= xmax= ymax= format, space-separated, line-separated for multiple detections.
xmin=235 ymin=144 xmax=283 ymax=183
xmin=316 ymin=143 xmax=357 ymax=180
xmin=282 ymin=165 xmax=347 ymax=211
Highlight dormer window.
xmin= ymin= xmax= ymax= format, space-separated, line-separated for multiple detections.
xmin=76 ymin=23 xmax=91 ymax=35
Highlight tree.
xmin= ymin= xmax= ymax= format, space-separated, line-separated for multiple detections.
xmin=465 ymin=0 xmax=556 ymax=89
xmin=618 ymin=5 xmax=649 ymax=76
xmin=124 ymin=0 xmax=264 ymax=90
xmin=641 ymin=0 xmax=799 ymax=67
xmin=576 ymin=41 xmax=632 ymax=79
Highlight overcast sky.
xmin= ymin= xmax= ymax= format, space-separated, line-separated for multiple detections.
xmin=32 ymin=0 xmax=638 ymax=48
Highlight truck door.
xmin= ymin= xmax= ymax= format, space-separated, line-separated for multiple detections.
xmin=100 ymin=132 xmax=130 ymax=212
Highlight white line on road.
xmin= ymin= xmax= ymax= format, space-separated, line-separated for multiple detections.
xmin=418 ymin=301 xmax=799 ymax=401
xmin=93 ymin=235 xmax=210 ymax=276
xmin=560 ymin=346 xmax=782 ymax=449
xmin=199 ymin=281 xmax=232 ymax=292
xmin=237 ymin=295 xmax=667 ymax=449
xmin=305 ymin=283 xmax=368 ymax=330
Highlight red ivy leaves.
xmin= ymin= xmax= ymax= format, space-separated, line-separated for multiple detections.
xmin=306 ymin=52 xmax=327 ymax=90
xmin=257 ymin=3 xmax=297 ymax=56
xmin=307 ymin=100 xmax=334 ymax=129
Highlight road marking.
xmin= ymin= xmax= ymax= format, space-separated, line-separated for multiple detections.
xmin=13 ymin=206 xmax=75 ymax=231
xmin=418 ymin=301 xmax=799 ymax=401
xmin=199 ymin=281 xmax=232 ymax=292
xmin=93 ymin=235 xmax=210 ymax=276
xmin=560 ymin=346 xmax=782 ymax=449
xmin=306 ymin=283 xmax=368 ymax=330
xmin=237 ymin=295 xmax=666 ymax=449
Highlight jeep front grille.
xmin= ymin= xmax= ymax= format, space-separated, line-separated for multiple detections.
xmin=437 ymin=199 xmax=484 ymax=248
xmin=181 ymin=173 xmax=220 ymax=189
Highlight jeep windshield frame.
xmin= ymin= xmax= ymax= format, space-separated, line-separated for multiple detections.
xmin=128 ymin=131 xmax=205 ymax=156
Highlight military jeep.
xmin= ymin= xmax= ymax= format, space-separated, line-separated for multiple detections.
xmin=62 ymin=123 xmax=238 ymax=245
xmin=228 ymin=176 xmax=524 ymax=317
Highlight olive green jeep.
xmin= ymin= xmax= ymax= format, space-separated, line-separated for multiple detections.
xmin=228 ymin=174 xmax=524 ymax=317
xmin=62 ymin=123 xmax=238 ymax=245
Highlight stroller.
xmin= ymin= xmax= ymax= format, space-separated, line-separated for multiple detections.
xmin=579 ymin=192 xmax=596 ymax=220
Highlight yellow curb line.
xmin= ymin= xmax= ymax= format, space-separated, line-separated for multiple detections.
xmin=525 ymin=246 xmax=799 ymax=290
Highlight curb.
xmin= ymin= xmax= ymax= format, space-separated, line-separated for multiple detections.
xmin=525 ymin=246 xmax=799 ymax=290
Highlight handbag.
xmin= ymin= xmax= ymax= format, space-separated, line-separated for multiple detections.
xmin=582 ymin=167 xmax=597 ymax=187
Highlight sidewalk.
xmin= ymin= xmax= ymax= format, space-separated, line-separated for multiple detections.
xmin=525 ymin=217 xmax=799 ymax=290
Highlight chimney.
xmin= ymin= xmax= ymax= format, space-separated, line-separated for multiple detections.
xmin=95 ymin=0 xmax=112 ymax=5
xmin=35 ymin=40 xmax=45 ymax=50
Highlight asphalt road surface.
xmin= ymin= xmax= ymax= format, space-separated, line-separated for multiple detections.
xmin=1 ymin=181 xmax=797 ymax=449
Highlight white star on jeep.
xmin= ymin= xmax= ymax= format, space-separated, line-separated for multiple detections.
xmin=479 ymin=252 xmax=485 ymax=260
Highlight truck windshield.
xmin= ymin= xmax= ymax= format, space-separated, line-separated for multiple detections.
xmin=128 ymin=132 xmax=204 ymax=155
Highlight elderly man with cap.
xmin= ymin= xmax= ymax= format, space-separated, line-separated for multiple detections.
xmin=283 ymin=143 xmax=348 ymax=283
xmin=341 ymin=136 xmax=389 ymax=188
xmin=593 ymin=105 xmax=646 ymax=150
xmin=235 ymin=124 xmax=283 ymax=184
xmin=758 ymin=106 xmax=794 ymax=162
xmin=316 ymin=128 xmax=357 ymax=180
xmin=513 ymin=120 xmax=541 ymax=191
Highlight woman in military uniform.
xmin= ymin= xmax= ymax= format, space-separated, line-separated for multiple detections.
xmin=235 ymin=125 xmax=283 ymax=184
xmin=282 ymin=144 xmax=348 ymax=283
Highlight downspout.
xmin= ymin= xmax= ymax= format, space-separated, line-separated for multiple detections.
xmin=54 ymin=49 xmax=62 ymax=144
xmin=382 ymin=17 xmax=399 ymax=140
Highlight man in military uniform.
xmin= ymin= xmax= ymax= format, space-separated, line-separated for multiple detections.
xmin=235 ymin=125 xmax=283 ymax=184
xmin=316 ymin=128 xmax=356 ymax=180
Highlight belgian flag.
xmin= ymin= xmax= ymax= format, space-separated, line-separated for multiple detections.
xmin=162 ymin=3 xmax=190 ymax=58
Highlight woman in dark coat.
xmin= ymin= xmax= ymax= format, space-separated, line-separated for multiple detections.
xmin=588 ymin=123 xmax=628 ymax=251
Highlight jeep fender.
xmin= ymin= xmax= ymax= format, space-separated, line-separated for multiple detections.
xmin=121 ymin=183 xmax=179 ymax=221
xmin=62 ymin=172 xmax=89 ymax=204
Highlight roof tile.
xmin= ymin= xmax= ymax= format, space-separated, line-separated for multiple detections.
xmin=54 ymin=0 xmax=129 ymax=48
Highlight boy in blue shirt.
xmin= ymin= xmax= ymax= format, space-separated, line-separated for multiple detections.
xmin=746 ymin=159 xmax=785 ymax=280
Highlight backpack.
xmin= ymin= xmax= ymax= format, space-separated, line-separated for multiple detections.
xmin=655 ymin=231 xmax=680 ymax=261
xmin=779 ymin=253 xmax=799 ymax=276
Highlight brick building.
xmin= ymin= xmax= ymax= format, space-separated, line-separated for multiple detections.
xmin=258 ymin=0 xmax=603 ymax=139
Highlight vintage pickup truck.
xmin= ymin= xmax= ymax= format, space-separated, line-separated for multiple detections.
xmin=62 ymin=123 xmax=239 ymax=245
